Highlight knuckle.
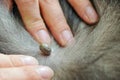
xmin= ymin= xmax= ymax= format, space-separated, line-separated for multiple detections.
xmin=29 ymin=18 xmax=43 ymax=27
xmin=8 ymin=55 xmax=16 ymax=66
xmin=32 ymin=17 xmax=43 ymax=23
xmin=54 ymin=17 xmax=69 ymax=31
xmin=27 ymin=18 xmax=46 ymax=31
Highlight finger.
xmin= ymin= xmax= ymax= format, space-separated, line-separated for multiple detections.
xmin=0 ymin=66 xmax=54 ymax=80
xmin=39 ymin=0 xmax=73 ymax=46
xmin=68 ymin=0 xmax=99 ymax=24
xmin=0 ymin=54 xmax=38 ymax=67
xmin=14 ymin=0 xmax=51 ymax=44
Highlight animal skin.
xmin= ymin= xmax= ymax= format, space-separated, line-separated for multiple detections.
xmin=0 ymin=0 xmax=120 ymax=80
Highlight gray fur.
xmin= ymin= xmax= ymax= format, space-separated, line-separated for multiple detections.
xmin=0 ymin=0 xmax=120 ymax=80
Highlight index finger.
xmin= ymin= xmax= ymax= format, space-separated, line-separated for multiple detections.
xmin=14 ymin=0 xmax=51 ymax=44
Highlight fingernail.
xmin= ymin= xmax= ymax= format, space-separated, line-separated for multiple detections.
xmin=61 ymin=30 xmax=73 ymax=46
xmin=85 ymin=6 xmax=98 ymax=23
xmin=37 ymin=30 xmax=51 ymax=44
xmin=36 ymin=66 xmax=54 ymax=80
xmin=21 ymin=56 xmax=39 ymax=65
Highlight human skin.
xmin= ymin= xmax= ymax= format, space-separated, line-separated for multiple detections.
xmin=1 ymin=0 xmax=98 ymax=80
xmin=0 ymin=0 xmax=120 ymax=79
xmin=0 ymin=54 xmax=54 ymax=80
xmin=13 ymin=0 xmax=98 ymax=46
xmin=0 ymin=1 xmax=54 ymax=80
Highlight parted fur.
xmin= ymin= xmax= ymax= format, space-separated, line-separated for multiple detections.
xmin=0 ymin=0 xmax=120 ymax=80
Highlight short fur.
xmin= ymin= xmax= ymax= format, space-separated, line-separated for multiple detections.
xmin=0 ymin=0 xmax=120 ymax=80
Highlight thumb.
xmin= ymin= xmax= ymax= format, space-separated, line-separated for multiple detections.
xmin=0 ymin=54 xmax=39 ymax=67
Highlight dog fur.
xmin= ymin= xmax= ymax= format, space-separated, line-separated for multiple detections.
xmin=0 ymin=0 xmax=120 ymax=80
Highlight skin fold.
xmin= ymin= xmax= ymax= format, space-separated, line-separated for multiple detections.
xmin=0 ymin=0 xmax=120 ymax=80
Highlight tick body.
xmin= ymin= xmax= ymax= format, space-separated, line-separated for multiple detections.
xmin=39 ymin=43 xmax=51 ymax=56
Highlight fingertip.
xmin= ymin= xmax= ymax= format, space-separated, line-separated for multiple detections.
xmin=84 ymin=5 xmax=99 ymax=24
xmin=68 ymin=0 xmax=99 ymax=25
xmin=36 ymin=66 xmax=54 ymax=80
xmin=59 ymin=30 xmax=74 ymax=47
xmin=36 ymin=30 xmax=51 ymax=45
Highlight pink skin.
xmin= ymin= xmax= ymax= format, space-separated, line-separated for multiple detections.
xmin=14 ymin=0 xmax=98 ymax=46
xmin=1 ymin=0 xmax=98 ymax=79
xmin=0 ymin=54 xmax=54 ymax=80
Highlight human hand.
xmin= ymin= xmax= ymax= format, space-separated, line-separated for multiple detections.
xmin=11 ymin=0 xmax=98 ymax=46
xmin=0 ymin=54 xmax=54 ymax=80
